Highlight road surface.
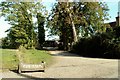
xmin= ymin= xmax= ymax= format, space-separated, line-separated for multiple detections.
xmin=2 ymin=51 xmax=118 ymax=78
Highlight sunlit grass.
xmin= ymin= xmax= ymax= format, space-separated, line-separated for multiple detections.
xmin=1 ymin=49 xmax=53 ymax=71
xmin=21 ymin=49 xmax=53 ymax=65
xmin=0 ymin=49 xmax=19 ymax=70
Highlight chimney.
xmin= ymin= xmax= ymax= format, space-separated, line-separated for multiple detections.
xmin=116 ymin=1 xmax=120 ymax=26
xmin=116 ymin=12 xmax=120 ymax=26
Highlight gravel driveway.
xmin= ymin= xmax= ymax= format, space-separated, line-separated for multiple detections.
xmin=20 ymin=51 xmax=118 ymax=78
xmin=1 ymin=50 xmax=118 ymax=78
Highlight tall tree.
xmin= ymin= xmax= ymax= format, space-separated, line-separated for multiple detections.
xmin=0 ymin=2 xmax=46 ymax=49
xmin=37 ymin=13 xmax=45 ymax=49
xmin=66 ymin=1 xmax=78 ymax=42
xmin=47 ymin=2 xmax=109 ymax=50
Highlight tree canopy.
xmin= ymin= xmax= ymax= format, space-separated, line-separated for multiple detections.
xmin=0 ymin=2 xmax=46 ymax=49
xmin=47 ymin=2 xmax=109 ymax=50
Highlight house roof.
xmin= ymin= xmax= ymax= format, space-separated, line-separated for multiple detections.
xmin=109 ymin=21 xmax=116 ymax=28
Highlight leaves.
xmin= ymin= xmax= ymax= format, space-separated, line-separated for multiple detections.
xmin=0 ymin=2 xmax=46 ymax=49
xmin=47 ymin=2 xmax=109 ymax=50
xmin=37 ymin=13 xmax=45 ymax=49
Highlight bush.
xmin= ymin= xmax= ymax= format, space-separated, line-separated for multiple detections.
xmin=71 ymin=33 xmax=120 ymax=59
xmin=1 ymin=37 xmax=10 ymax=49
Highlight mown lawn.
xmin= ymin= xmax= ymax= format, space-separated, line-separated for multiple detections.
xmin=1 ymin=49 xmax=53 ymax=71
xmin=0 ymin=49 xmax=19 ymax=71
xmin=20 ymin=49 xmax=53 ymax=65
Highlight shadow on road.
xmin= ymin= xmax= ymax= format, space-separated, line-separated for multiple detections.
xmin=43 ymin=47 xmax=59 ymax=51
xmin=9 ymin=69 xmax=47 ymax=79
xmin=10 ymin=69 xmax=38 ymax=78
xmin=42 ymin=47 xmax=80 ymax=57
xmin=8 ymin=70 xmax=58 ymax=80
xmin=49 ymin=51 xmax=80 ymax=57
xmin=42 ymin=47 xmax=119 ymax=60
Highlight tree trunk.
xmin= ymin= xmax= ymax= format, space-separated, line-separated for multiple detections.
xmin=67 ymin=2 xmax=78 ymax=43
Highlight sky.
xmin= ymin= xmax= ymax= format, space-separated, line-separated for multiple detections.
xmin=0 ymin=1 xmax=120 ymax=40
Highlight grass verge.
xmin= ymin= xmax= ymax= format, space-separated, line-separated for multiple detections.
xmin=20 ymin=49 xmax=53 ymax=66
xmin=1 ymin=49 xmax=53 ymax=71
xmin=0 ymin=49 xmax=19 ymax=71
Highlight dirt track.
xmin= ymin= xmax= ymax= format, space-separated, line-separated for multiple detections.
xmin=2 ymin=51 xmax=118 ymax=78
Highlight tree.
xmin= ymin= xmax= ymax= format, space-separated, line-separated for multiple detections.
xmin=66 ymin=1 xmax=78 ymax=42
xmin=37 ymin=13 xmax=45 ymax=49
xmin=1 ymin=37 xmax=10 ymax=48
xmin=47 ymin=2 xmax=109 ymax=50
xmin=0 ymin=2 xmax=46 ymax=49
xmin=47 ymin=2 xmax=76 ymax=50
xmin=7 ymin=25 xmax=29 ymax=48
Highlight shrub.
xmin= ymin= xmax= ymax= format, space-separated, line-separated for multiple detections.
xmin=71 ymin=33 xmax=120 ymax=59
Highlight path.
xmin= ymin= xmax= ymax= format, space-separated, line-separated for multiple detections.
xmin=21 ymin=51 xmax=118 ymax=78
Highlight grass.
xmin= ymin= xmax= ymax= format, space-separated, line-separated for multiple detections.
xmin=20 ymin=49 xmax=53 ymax=65
xmin=0 ymin=49 xmax=19 ymax=71
xmin=1 ymin=49 xmax=53 ymax=71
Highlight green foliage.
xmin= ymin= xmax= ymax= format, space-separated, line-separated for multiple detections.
xmin=71 ymin=31 xmax=120 ymax=59
xmin=47 ymin=2 xmax=109 ymax=50
xmin=7 ymin=26 xmax=29 ymax=48
xmin=113 ymin=26 xmax=120 ymax=38
xmin=37 ymin=13 xmax=45 ymax=49
xmin=48 ymin=2 xmax=109 ymax=35
xmin=0 ymin=2 xmax=46 ymax=49
xmin=1 ymin=37 xmax=10 ymax=48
